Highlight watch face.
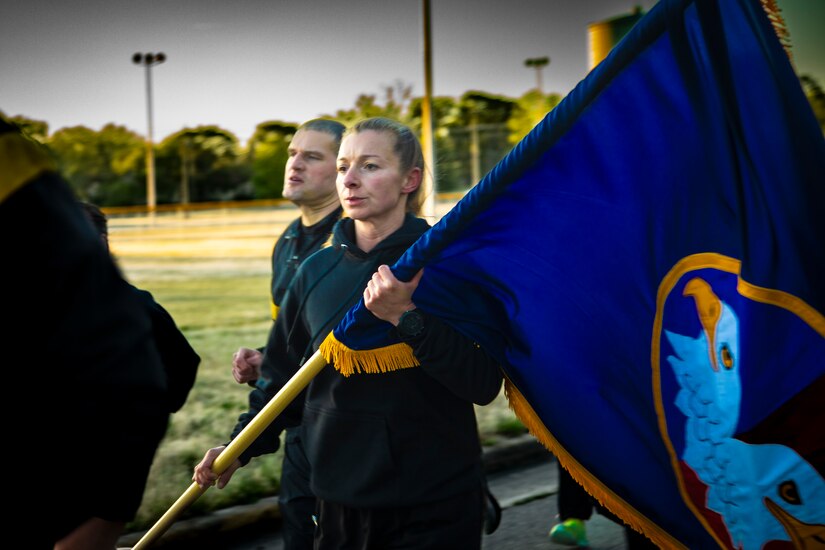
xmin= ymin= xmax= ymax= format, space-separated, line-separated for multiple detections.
xmin=399 ymin=309 xmax=424 ymax=337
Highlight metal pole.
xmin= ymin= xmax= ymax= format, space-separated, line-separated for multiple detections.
xmin=420 ymin=0 xmax=436 ymax=220
xmin=524 ymin=57 xmax=550 ymax=94
xmin=470 ymin=113 xmax=481 ymax=187
xmin=179 ymin=137 xmax=191 ymax=218
xmin=145 ymin=62 xmax=156 ymax=214
xmin=133 ymin=52 xmax=165 ymax=218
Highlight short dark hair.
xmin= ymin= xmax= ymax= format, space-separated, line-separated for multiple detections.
xmin=298 ymin=118 xmax=346 ymax=150
xmin=79 ymin=202 xmax=108 ymax=238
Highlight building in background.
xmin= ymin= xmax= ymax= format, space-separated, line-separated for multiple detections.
xmin=588 ymin=6 xmax=645 ymax=71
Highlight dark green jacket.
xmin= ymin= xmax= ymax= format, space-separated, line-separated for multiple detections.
xmin=269 ymin=206 xmax=342 ymax=317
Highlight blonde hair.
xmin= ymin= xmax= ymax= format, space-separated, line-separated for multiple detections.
xmin=346 ymin=117 xmax=424 ymax=215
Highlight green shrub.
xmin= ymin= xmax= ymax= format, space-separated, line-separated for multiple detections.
xmin=494 ymin=417 xmax=528 ymax=437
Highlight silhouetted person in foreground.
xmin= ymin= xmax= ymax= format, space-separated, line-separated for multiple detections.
xmin=1 ymin=118 xmax=197 ymax=549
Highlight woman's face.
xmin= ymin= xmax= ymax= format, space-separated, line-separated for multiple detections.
xmin=336 ymin=130 xmax=418 ymax=224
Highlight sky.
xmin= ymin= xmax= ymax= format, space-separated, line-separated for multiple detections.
xmin=1 ymin=0 xmax=822 ymax=145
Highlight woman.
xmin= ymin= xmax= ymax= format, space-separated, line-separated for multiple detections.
xmin=195 ymin=117 xmax=503 ymax=548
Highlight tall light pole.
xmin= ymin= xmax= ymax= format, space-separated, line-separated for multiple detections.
xmin=420 ymin=0 xmax=436 ymax=220
xmin=524 ymin=56 xmax=550 ymax=93
xmin=132 ymin=52 xmax=166 ymax=215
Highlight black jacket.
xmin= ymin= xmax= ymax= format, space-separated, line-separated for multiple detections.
xmin=269 ymin=207 xmax=342 ymax=318
xmin=1 ymin=122 xmax=171 ymax=544
xmin=233 ymin=214 xmax=503 ymax=508
xmin=132 ymin=287 xmax=200 ymax=412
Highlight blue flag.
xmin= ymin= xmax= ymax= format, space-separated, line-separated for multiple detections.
xmin=320 ymin=0 xmax=825 ymax=546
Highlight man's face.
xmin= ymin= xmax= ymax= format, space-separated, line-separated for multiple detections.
xmin=282 ymin=129 xmax=339 ymax=206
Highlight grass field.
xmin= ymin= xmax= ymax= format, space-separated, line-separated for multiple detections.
xmin=111 ymin=203 xmax=523 ymax=530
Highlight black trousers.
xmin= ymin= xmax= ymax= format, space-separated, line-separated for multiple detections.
xmin=280 ymin=427 xmax=316 ymax=550
xmin=558 ymin=462 xmax=594 ymax=521
xmin=556 ymin=461 xmax=658 ymax=549
xmin=314 ymin=487 xmax=483 ymax=550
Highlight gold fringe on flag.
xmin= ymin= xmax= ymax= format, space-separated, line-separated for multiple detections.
xmin=320 ymin=332 xmax=420 ymax=377
xmin=503 ymin=376 xmax=687 ymax=549
xmin=760 ymin=0 xmax=793 ymax=62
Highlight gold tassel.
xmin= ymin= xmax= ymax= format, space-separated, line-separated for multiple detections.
xmin=503 ymin=377 xmax=687 ymax=549
xmin=319 ymin=332 xmax=420 ymax=377
xmin=760 ymin=0 xmax=793 ymax=63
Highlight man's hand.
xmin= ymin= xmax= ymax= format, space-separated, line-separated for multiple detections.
xmin=232 ymin=347 xmax=263 ymax=384
xmin=192 ymin=445 xmax=242 ymax=489
xmin=363 ymin=266 xmax=423 ymax=326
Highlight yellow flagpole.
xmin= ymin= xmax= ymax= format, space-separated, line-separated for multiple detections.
xmin=132 ymin=349 xmax=327 ymax=549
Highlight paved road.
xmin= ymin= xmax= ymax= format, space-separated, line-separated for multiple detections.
xmin=225 ymin=458 xmax=631 ymax=550
xmin=119 ymin=443 xmax=638 ymax=549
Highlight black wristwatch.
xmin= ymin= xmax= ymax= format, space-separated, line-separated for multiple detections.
xmin=397 ymin=309 xmax=425 ymax=338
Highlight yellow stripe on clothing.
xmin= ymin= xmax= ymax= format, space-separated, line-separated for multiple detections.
xmin=0 ymin=132 xmax=56 ymax=204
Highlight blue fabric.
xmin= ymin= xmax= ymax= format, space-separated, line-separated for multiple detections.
xmin=330 ymin=0 xmax=825 ymax=546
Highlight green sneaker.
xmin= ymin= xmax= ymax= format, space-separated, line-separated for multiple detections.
xmin=549 ymin=518 xmax=589 ymax=547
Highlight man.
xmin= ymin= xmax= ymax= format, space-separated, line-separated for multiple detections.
xmin=230 ymin=118 xmax=345 ymax=550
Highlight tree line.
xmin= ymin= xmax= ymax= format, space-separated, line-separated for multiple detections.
xmin=4 ymin=75 xmax=823 ymax=208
